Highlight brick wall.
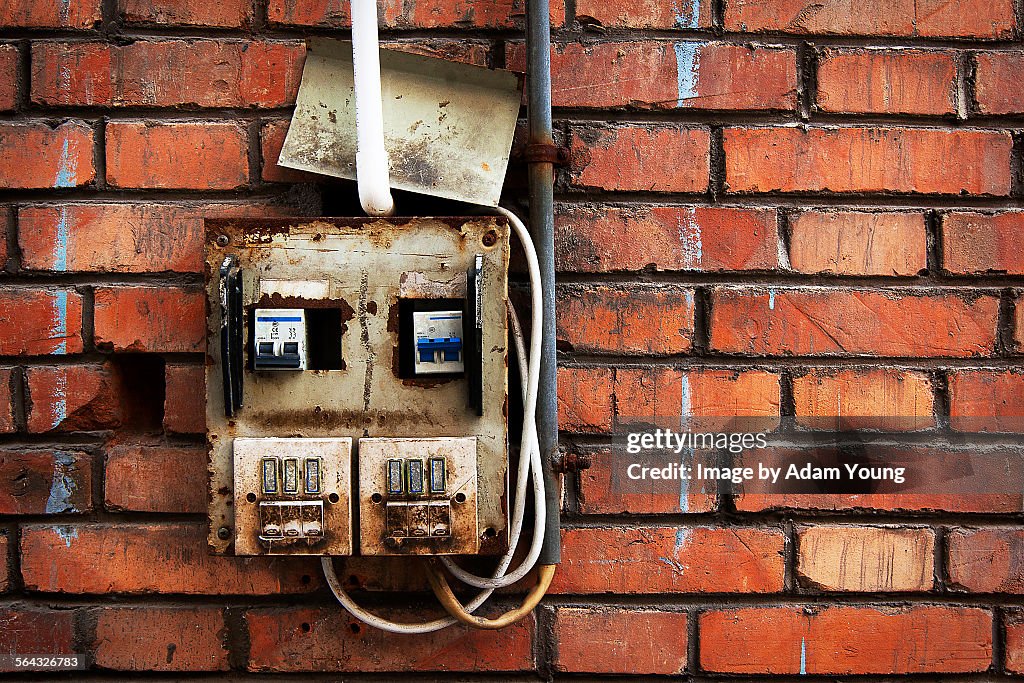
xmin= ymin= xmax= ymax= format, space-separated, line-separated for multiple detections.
xmin=2 ymin=0 xmax=1024 ymax=678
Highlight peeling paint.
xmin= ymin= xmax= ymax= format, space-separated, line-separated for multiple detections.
xmin=51 ymin=368 xmax=68 ymax=429
xmin=54 ymin=207 xmax=69 ymax=272
xmin=768 ymin=289 xmax=777 ymax=310
xmin=673 ymin=42 xmax=701 ymax=106
xmin=53 ymin=525 xmax=78 ymax=548
xmin=672 ymin=0 xmax=701 ymax=28
xmin=54 ymin=136 xmax=79 ymax=188
xmin=677 ymin=207 xmax=703 ymax=269
xmin=800 ymin=637 xmax=807 ymax=674
xmin=45 ymin=451 xmax=78 ymax=514
xmin=50 ymin=290 xmax=69 ymax=354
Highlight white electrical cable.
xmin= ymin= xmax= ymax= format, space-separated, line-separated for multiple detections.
xmin=350 ymin=0 xmax=395 ymax=216
xmin=322 ymin=206 xmax=545 ymax=632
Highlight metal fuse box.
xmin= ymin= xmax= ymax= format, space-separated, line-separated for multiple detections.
xmin=204 ymin=217 xmax=509 ymax=558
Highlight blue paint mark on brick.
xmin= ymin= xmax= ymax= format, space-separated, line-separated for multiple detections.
xmin=673 ymin=42 xmax=701 ymax=107
xmin=676 ymin=373 xmax=693 ymax=550
xmin=54 ymin=207 xmax=69 ymax=272
xmin=51 ymin=290 xmax=69 ymax=355
xmin=54 ymin=525 xmax=78 ymax=548
xmin=59 ymin=0 xmax=71 ymax=24
xmin=51 ymin=369 xmax=68 ymax=430
xmin=768 ymin=289 xmax=776 ymax=310
xmin=53 ymin=136 xmax=79 ymax=188
xmin=677 ymin=207 xmax=703 ymax=269
xmin=800 ymin=637 xmax=807 ymax=674
xmin=672 ymin=0 xmax=701 ymax=28
xmin=45 ymin=451 xmax=78 ymax=514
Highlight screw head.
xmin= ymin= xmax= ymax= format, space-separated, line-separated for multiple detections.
xmin=217 ymin=526 xmax=231 ymax=540
xmin=482 ymin=230 xmax=498 ymax=247
xmin=215 ymin=234 xmax=230 ymax=247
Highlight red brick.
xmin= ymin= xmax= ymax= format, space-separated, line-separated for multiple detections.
xmin=0 ymin=533 xmax=7 ymax=591
xmin=579 ymin=448 xmax=717 ymax=515
xmin=725 ymin=127 xmax=1012 ymax=196
xmin=20 ymin=523 xmax=320 ymax=594
xmin=552 ymin=527 xmax=784 ymax=593
xmin=246 ymin=606 xmax=534 ymax=672
xmin=33 ymin=41 xmax=303 ymax=108
xmin=557 ymin=366 xmax=612 ymax=433
xmin=94 ymin=286 xmax=205 ymax=353
xmin=1018 ymin=293 xmax=1024 ymax=352
xmin=724 ymin=0 xmax=1016 ymax=38
xmin=0 ymin=289 xmax=84 ymax=355
xmin=576 ymin=0 xmax=711 ymax=28
xmin=0 ymin=122 xmax=95 ymax=189
xmin=0 ymin=608 xmax=75 ymax=670
xmin=556 ymin=285 xmax=694 ymax=355
xmin=0 ymin=368 xmax=13 ymax=433
xmin=948 ymin=528 xmax=1024 ymax=593
xmin=700 ymin=606 xmax=991 ymax=674
xmin=106 ymin=121 xmax=249 ymax=190
xmin=793 ymin=368 xmax=935 ymax=430
xmin=568 ymin=125 xmax=709 ymax=192
xmin=788 ymin=211 xmax=926 ymax=276
xmin=0 ymin=44 xmax=18 ymax=111
xmin=976 ymin=52 xmax=1024 ymax=115
xmin=816 ymin=49 xmax=957 ymax=115
xmin=797 ymin=525 xmax=934 ymax=592
xmin=554 ymin=608 xmax=687 ymax=674
xmin=710 ymin=288 xmax=999 ymax=357
xmin=93 ymin=607 xmax=229 ymax=671
xmin=735 ymin=446 xmax=1024 ymax=514
xmin=268 ymin=0 xmax=564 ymax=28
xmin=0 ymin=450 xmax=92 ymax=514
xmin=165 ymin=364 xmax=205 ymax=434
xmin=25 ymin=365 xmax=121 ymax=433
xmin=0 ymin=205 xmax=9 ymax=269
xmin=615 ymin=367 xmax=781 ymax=419
xmin=105 ymin=444 xmax=206 ymax=513
xmin=949 ymin=370 xmax=1024 ymax=433
xmin=555 ymin=205 xmax=779 ymax=273
xmin=943 ymin=211 xmax=1024 ymax=275
xmin=120 ymin=0 xmax=253 ymax=27
xmin=0 ymin=0 xmax=102 ymax=28
xmin=18 ymin=202 xmax=301 ymax=274
xmin=507 ymin=41 xmax=797 ymax=111
xmin=261 ymin=119 xmax=321 ymax=183
xmin=1007 ymin=611 xmax=1024 ymax=673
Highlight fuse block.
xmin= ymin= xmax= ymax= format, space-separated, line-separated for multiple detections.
xmin=412 ymin=310 xmax=465 ymax=375
xmin=253 ymin=308 xmax=307 ymax=370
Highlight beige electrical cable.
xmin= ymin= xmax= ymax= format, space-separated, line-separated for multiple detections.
xmin=425 ymin=561 xmax=556 ymax=630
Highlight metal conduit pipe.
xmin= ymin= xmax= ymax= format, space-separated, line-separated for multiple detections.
xmin=526 ymin=0 xmax=561 ymax=565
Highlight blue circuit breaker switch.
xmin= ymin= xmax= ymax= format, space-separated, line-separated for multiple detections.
xmin=412 ymin=310 xmax=465 ymax=375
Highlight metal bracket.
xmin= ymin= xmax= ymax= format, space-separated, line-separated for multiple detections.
xmin=521 ymin=143 xmax=569 ymax=165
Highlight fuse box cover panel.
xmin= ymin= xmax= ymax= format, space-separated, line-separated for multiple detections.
xmin=204 ymin=217 xmax=509 ymax=556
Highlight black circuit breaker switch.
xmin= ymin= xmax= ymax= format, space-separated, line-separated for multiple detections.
xmin=254 ymin=308 xmax=307 ymax=370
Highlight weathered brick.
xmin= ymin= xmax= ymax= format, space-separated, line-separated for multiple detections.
xmin=120 ymin=0 xmax=254 ymax=27
xmin=724 ymin=127 xmax=1012 ymax=195
xmin=268 ymin=0 xmax=564 ymax=28
xmin=20 ymin=523 xmax=320 ymax=594
xmin=164 ymin=364 xmax=205 ymax=435
xmin=0 ymin=289 xmax=84 ymax=355
xmin=32 ymin=40 xmax=303 ymax=108
xmin=0 ymin=0 xmax=102 ymax=28
xmin=788 ymin=211 xmax=926 ymax=276
xmin=92 ymin=607 xmax=229 ymax=671
xmin=105 ymin=444 xmax=206 ymax=513
xmin=1017 ymin=292 xmax=1024 ymax=352
xmin=555 ymin=205 xmax=779 ymax=273
xmin=551 ymin=527 xmax=785 ymax=594
xmin=949 ymin=370 xmax=1024 ymax=433
xmin=710 ymin=288 xmax=999 ymax=357
xmin=1007 ymin=611 xmax=1024 ymax=674
xmin=0 ymin=44 xmax=18 ymax=111
xmin=106 ymin=121 xmax=249 ymax=190
xmin=25 ymin=365 xmax=120 ymax=433
xmin=797 ymin=525 xmax=934 ymax=592
xmin=0 ymin=122 xmax=95 ymax=189
xmin=554 ymin=608 xmax=687 ymax=674
xmin=792 ymin=368 xmax=935 ymax=430
xmin=701 ymin=606 xmax=991 ymax=674
xmin=0 ymin=450 xmax=92 ymax=514
xmin=18 ymin=202 xmax=300 ymax=273
xmin=614 ymin=367 xmax=781 ymax=419
xmin=556 ymin=285 xmax=694 ymax=355
xmin=246 ymin=606 xmax=535 ymax=672
xmin=507 ymin=42 xmax=797 ymax=111
xmin=0 ymin=532 xmax=8 ymax=591
xmin=579 ymin=449 xmax=717 ymax=515
xmin=94 ymin=286 xmax=205 ymax=353
xmin=568 ymin=125 xmax=710 ymax=192
xmin=261 ymin=119 xmax=321 ymax=183
xmin=0 ymin=608 xmax=76 ymax=670
xmin=576 ymin=0 xmax=711 ymax=28
xmin=724 ymin=0 xmax=1016 ymax=38
xmin=975 ymin=52 xmax=1024 ymax=115
xmin=557 ymin=366 xmax=612 ymax=433
xmin=943 ymin=211 xmax=1024 ymax=275
xmin=816 ymin=48 xmax=957 ymax=115
xmin=0 ymin=368 xmax=14 ymax=433
xmin=948 ymin=528 xmax=1024 ymax=593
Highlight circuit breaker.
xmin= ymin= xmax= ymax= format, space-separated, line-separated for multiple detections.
xmin=204 ymin=217 xmax=509 ymax=557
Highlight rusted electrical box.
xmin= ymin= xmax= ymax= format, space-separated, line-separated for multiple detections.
xmin=204 ymin=217 xmax=510 ymax=557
